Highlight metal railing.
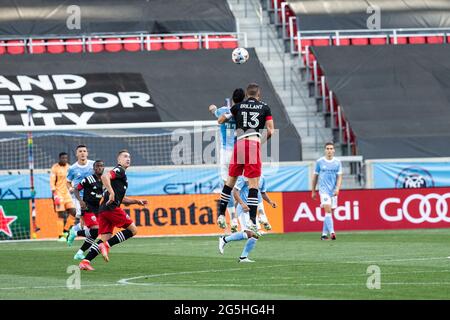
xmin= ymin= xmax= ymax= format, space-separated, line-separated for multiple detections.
xmin=0 ymin=31 xmax=247 ymax=54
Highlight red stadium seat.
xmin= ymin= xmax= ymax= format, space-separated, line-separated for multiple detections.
xmin=181 ymin=36 xmax=200 ymax=50
xmin=163 ymin=36 xmax=181 ymax=50
xmin=408 ymin=36 xmax=426 ymax=44
xmin=123 ymin=37 xmax=141 ymax=52
xmin=298 ymin=39 xmax=312 ymax=51
xmin=47 ymin=39 xmax=65 ymax=54
xmin=332 ymin=38 xmax=351 ymax=46
xmin=87 ymin=38 xmax=104 ymax=53
xmin=351 ymin=37 xmax=369 ymax=46
xmin=369 ymin=37 xmax=387 ymax=45
xmin=312 ymin=38 xmax=329 ymax=46
xmin=66 ymin=38 xmax=83 ymax=53
xmin=105 ymin=37 xmax=123 ymax=52
xmin=146 ymin=36 xmax=162 ymax=51
xmin=7 ymin=40 xmax=25 ymax=55
xmin=0 ymin=41 xmax=5 ymax=55
xmin=427 ymin=35 xmax=444 ymax=44
xmin=29 ymin=39 xmax=46 ymax=54
xmin=389 ymin=36 xmax=408 ymax=44
xmin=205 ymin=35 xmax=221 ymax=49
xmin=220 ymin=35 xmax=238 ymax=49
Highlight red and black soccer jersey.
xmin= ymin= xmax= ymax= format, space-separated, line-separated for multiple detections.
xmin=77 ymin=174 xmax=103 ymax=214
xmin=230 ymin=97 xmax=272 ymax=140
xmin=99 ymin=165 xmax=128 ymax=212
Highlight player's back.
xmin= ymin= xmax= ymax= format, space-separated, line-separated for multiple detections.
xmin=315 ymin=157 xmax=342 ymax=195
xmin=50 ymin=163 xmax=70 ymax=196
xmin=215 ymin=106 xmax=236 ymax=149
xmin=231 ymin=98 xmax=272 ymax=139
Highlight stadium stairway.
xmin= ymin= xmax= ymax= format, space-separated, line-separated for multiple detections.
xmin=228 ymin=0 xmax=362 ymax=189
xmin=228 ymin=0 xmax=333 ymax=160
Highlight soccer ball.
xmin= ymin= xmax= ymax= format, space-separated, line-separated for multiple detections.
xmin=232 ymin=47 xmax=249 ymax=64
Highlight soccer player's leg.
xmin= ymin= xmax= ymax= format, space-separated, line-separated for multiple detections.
xmin=218 ymin=140 xmax=245 ymax=229
xmin=257 ymin=202 xmax=272 ymax=231
xmin=96 ymin=208 xmax=137 ymax=262
xmin=79 ymin=212 xmax=112 ymax=270
xmin=243 ymin=139 xmax=262 ymax=236
xmin=219 ymin=204 xmax=246 ymax=254
xmin=238 ymin=209 xmax=258 ymax=263
xmin=329 ymin=196 xmax=337 ymax=240
xmin=70 ymin=194 xmax=83 ymax=233
xmin=73 ymin=212 xmax=99 ymax=260
xmin=320 ymin=193 xmax=333 ymax=240
xmin=221 ymin=148 xmax=239 ymax=232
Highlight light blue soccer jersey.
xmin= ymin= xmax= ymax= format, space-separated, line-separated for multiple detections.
xmin=235 ymin=176 xmax=267 ymax=203
xmin=314 ymin=157 xmax=342 ymax=196
xmin=67 ymin=160 xmax=95 ymax=190
xmin=215 ymin=106 xmax=236 ymax=150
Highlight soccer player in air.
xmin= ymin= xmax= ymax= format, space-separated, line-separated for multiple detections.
xmin=79 ymin=150 xmax=147 ymax=271
xmin=208 ymin=88 xmax=245 ymax=232
xmin=218 ymin=175 xmax=277 ymax=263
xmin=68 ymin=160 xmax=105 ymax=260
xmin=49 ymin=152 xmax=76 ymax=242
xmin=216 ymin=83 xmax=274 ymax=237
xmin=66 ymin=145 xmax=95 ymax=236
xmin=311 ymin=142 xmax=342 ymax=241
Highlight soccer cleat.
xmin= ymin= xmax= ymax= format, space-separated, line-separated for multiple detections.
xmin=57 ymin=232 xmax=68 ymax=242
xmin=239 ymin=257 xmax=255 ymax=263
xmin=79 ymin=259 xmax=94 ymax=271
xmin=98 ymin=243 xmax=110 ymax=262
xmin=262 ymin=222 xmax=272 ymax=231
xmin=67 ymin=228 xmax=77 ymax=247
xmin=248 ymin=222 xmax=261 ymax=237
xmin=230 ymin=223 xmax=238 ymax=233
xmin=331 ymin=233 xmax=336 ymax=240
xmin=218 ymin=236 xmax=226 ymax=255
xmin=73 ymin=252 xmax=85 ymax=260
xmin=321 ymin=235 xmax=329 ymax=241
xmin=217 ymin=215 xmax=227 ymax=229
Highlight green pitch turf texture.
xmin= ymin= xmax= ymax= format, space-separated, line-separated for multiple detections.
xmin=1 ymin=229 xmax=450 ymax=300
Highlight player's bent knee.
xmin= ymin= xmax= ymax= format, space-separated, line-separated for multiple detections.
xmin=128 ymin=224 xmax=138 ymax=236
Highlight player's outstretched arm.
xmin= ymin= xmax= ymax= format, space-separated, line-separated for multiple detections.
xmin=218 ymin=112 xmax=232 ymax=124
xmin=261 ymin=192 xmax=277 ymax=208
xmin=123 ymin=197 xmax=148 ymax=207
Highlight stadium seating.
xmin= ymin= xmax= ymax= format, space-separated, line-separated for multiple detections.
xmin=163 ymin=36 xmax=181 ymax=50
xmin=29 ymin=39 xmax=46 ymax=54
xmin=47 ymin=39 xmax=65 ymax=54
xmin=205 ymin=35 xmax=221 ymax=49
xmin=123 ymin=37 xmax=141 ymax=52
xmin=66 ymin=38 xmax=84 ymax=53
xmin=105 ymin=38 xmax=123 ymax=52
xmin=87 ymin=38 xmax=104 ymax=53
xmin=220 ymin=35 xmax=238 ymax=49
xmin=146 ymin=36 xmax=163 ymax=51
xmin=181 ymin=36 xmax=200 ymax=50
xmin=6 ymin=40 xmax=25 ymax=54
xmin=0 ymin=41 xmax=5 ymax=55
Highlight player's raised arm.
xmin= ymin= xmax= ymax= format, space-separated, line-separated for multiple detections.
xmin=261 ymin=191 xmax=277 ymax=208
xmin=218 ymin=112 xmax=232 ymax=124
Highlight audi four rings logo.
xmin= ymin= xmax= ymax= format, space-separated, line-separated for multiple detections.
xmin=380 ymin=193 xmax=450 ymax=223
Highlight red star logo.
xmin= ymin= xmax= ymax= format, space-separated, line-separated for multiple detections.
xmin=0 ymin=205 xmax=17 ymax=238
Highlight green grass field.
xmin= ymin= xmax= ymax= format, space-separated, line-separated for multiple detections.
xmin=1 ymin=229 xmax=450 ymax=300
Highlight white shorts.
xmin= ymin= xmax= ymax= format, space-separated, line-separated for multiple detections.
xmin=71 ymin=194 xmax=82 ymax=217
xmin=236 ymin=204 xmax=251 ymax=232
xmin=219 ymin=148 xmax=234 ymax=181
xmin=319 ymin=193 xmax=338 ymax=209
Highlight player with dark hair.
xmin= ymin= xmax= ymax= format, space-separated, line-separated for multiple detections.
xmin=50 ymin=152 xmax=76 ymax=241
xmin=79 ymin=150 xmax=147 ymax=271
xmin=216 ymin=83 xmax=274 ymax=240
xmin=68 ymin=160 xmax=105 ymax=260
xmin=66 ymin=145 xmax=95 ymax=235
xmin=208 ymin=88 xmax=245 ymax=232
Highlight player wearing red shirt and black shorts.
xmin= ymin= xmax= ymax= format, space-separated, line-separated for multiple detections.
xmin=216 ymin=83 xmax=275 ymax=237
xmin=79 ymin=150 xmax=147 ymax=271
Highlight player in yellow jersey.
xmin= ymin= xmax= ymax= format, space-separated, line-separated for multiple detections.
xmin=50 ymin=152 xmax=77 ymax=241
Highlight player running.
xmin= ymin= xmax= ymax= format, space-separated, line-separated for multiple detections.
xmin=216 ymin=83 xmax=274 ymax=236
xmin=311 ymin=142 xmax=342 ymax=241
xmin=208 ymin=88 xmax=245 ymax=232
xmin=67 ymin=160 xmax=105 ymax=260
xmin=66 ymin=145 xmax=95 ymax=236
xmin=49 ymin=152 xmax=76 ymax=242
xmin=79 ymin=150 xmax=147 ymax=271
xmin=218 ymin=175 xmax=277 ymax=263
